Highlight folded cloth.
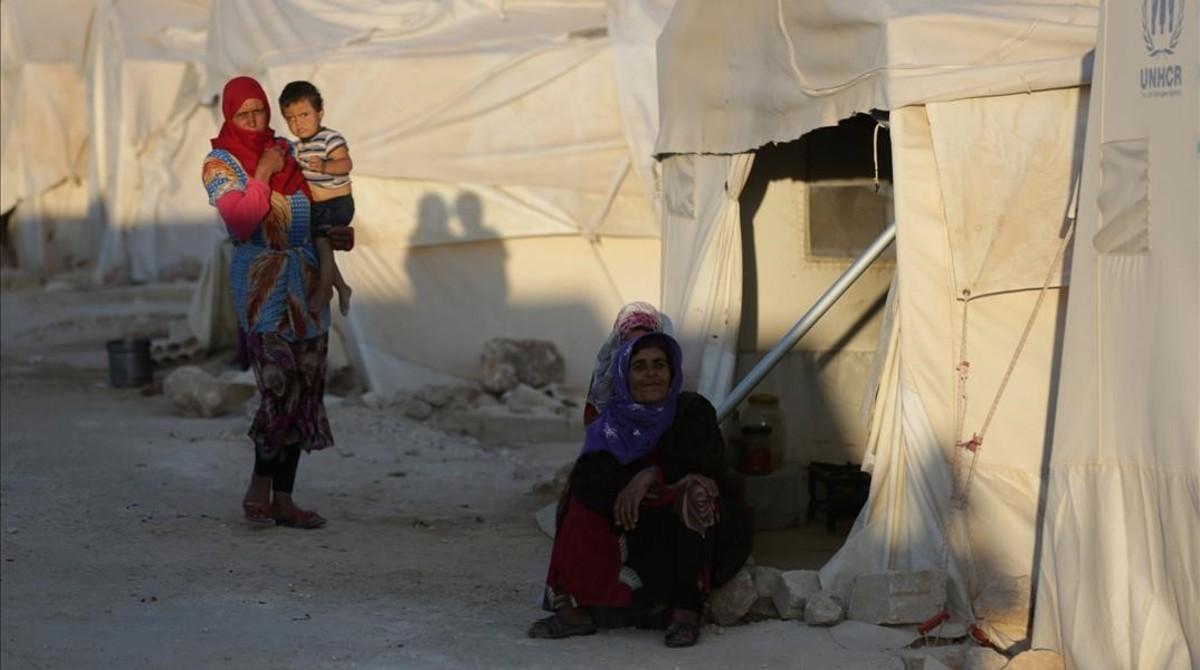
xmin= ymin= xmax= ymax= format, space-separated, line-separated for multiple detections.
xmin=674 ymin=477 xmax=717 ymax=536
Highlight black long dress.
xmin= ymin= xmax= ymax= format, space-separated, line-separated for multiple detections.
xmin=544 ymin=392 xmax=752 ymax=619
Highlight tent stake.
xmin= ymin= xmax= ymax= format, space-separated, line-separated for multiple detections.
xmin=715 ymin=221 xmax=896 ymax=423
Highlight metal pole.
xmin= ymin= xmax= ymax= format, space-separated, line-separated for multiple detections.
xmin=716 ymin=221 xmax=897 ymax=423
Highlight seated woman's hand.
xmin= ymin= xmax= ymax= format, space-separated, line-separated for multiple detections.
xmin=328 ymin=226 xmax=354 ymax=251
xmin=613 ymin=468 xmax=657 ymax=531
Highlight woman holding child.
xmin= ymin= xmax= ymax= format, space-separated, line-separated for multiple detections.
xmin=531 ymin=331 xmax=751 ymax=648
xmin=201 ymin=76 xmax=345 ymax=529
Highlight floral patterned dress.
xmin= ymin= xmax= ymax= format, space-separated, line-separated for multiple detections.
xmin=203 ymin=149 xmax=334 ymax=458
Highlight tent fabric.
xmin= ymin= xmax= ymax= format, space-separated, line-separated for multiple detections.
xmin=654 ymin=0 xmax=1099 ymax=156
xmin=659 ymin=152 xmax=753 ymax=401
xmin=87 ymin=0 xmax=215 ymax=284
xmin=0 ymin=0 xmax=98 ymax=272
xmin=1031 ymin=1 xmax=1200 ymax=666
xmin=819 ymin=89 xmax=1083 ymax=642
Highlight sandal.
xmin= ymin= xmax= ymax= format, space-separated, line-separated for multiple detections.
xmin=274 ymin=509 xmax=326 ymax=529
xmin=664 ymin=621 xmax=701 ymax=648
xmin=242 ymin=501 xmax=276 ymax=527
xmin=527 ymin=614 xmax=597 ymax=639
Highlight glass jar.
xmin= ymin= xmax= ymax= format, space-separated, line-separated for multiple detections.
xmin=739 ymin=393 xmax=786 ymax=472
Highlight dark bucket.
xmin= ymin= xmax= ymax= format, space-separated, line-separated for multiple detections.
xmin=106 ymin=337 xmax=153 ymax=388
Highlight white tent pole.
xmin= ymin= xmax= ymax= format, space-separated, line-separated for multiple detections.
xmin=716 ymin=221 xmax=896 ymax=423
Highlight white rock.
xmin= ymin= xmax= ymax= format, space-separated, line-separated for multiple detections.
xmin=505 ymin=383 xmax=563 ymax=413
xmin=848 ymin=570 xmax=945 ymax=625
xmin=829 ymin=620 xmax=920 ymax=652
xmin=1004 ymin=650 xmax=1064 ymax=670
xmin=416 ymin=385 xmax=453 ymax=408
xmin=163 ymin=366 xmax=228 ymax=417
xmin=899 ymin=645 xmax=970 ymax=670
xmin=804 ymin=590 xmax=845 ymax=626
xmin=710 ymin=567 xmax=757 ymax=626
xmin=360 ymin=390 xmax=393 ymax=409
xmin=770 ymin=569 xmax=821 ymax=620
xmin=963 ymin=647 xmax=1009 ymax=670
xmin=534 ymin=502 xmax=557 ymax=539
xmin=401 ymin=396 xmax=434 ymax=420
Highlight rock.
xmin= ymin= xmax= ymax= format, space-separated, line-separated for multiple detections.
xmin=416 ymin=385 xmax=453 ymax=408
xmin=534 ymin=503 xmax=557 ymax=539
xmin=361 ymin=390 xmax=393 ymax=409
xmin=770 ymin=569 xmax=821 ymax=620
xmin=505 ymin=383 xmax=564 ymax=414
xmin=804 ymin=590 xmax=845 ymax=626
xmin=447 ymin=385 xmax=482 ymax=411
xmin=400 ymin=396 xmax=434 ymax=420
xmin=749 ymin=565 xmax=782 ymax=617
xmin=963 ymin=647 xmax=1009 ymax=670
xmin=710 ymin=567 xmax=756 ymax=626
xmin=479 ymin=338 xmax=565 ymax=394
xmin=1004 ymin=650 xmax=1064 ymax=670
xmin=163 ymin=366 xmax=228 ymax=417
xmin=848 ymin=570 xmax=944 ymax=625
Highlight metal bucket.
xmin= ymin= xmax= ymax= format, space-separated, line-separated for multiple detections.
xmin=106 ymin=337 xmax=153 ymax=388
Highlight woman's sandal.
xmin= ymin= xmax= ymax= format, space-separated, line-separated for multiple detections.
xmin=274 ymin=509 xmax=326 ymax=529
xmin=527 ymin=614 xmax=598 ymax=639
xmin=663 ymin=621 xmax=701 ymax=648
xmin=242 ymin=501 xmax=276 ymax=527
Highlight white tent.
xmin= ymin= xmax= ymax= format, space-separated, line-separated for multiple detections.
xmin=654 ymin=0 xmax=1099 ymax=650
xmin=87 ymin=0 xmax=216 ymax=285
xmin=187 ymin=0 xmax=664 ymax=394
xmin=1031 ymin=1 xmax=1199 ymax=667
xmin=0 ymin=0 xmax=98 ymax=273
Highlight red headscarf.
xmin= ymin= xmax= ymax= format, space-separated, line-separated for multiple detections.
xmin=211 ymin=76 xmax=311 ymax=199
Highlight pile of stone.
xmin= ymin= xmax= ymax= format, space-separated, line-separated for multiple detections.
xmin=162 ymin=366 xmax=256 ymax=417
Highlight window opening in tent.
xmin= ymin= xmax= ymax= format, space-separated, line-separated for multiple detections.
xmin=734 ymin=112 xmax=895 ymax=572
xmin=803 ymin=114 xmax=895 ymax=262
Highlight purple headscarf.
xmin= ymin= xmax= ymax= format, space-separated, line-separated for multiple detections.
xmin=579 ymin=332 xmax=684 ymax=465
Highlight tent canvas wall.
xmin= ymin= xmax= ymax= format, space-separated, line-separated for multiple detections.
xmin=1031 ymin=0 xmax=1199 ymax=667
xmin=189 ymin=0 xmax=665 ymax=395
xmin=654 ymin=0 xmax=1098 ymax=647
xmin=0 ymin=0 xmax=99 ymax=274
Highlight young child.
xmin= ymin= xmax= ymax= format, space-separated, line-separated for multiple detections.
xmin=279 ymin=80 xmax=354 ymax=315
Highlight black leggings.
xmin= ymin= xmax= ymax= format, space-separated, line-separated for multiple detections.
xmin=254 ymin=445 xmax=301 ymax=493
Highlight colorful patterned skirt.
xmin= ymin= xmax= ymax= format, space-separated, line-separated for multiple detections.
xmin=245 ymin=331 xmax=334 ymax=462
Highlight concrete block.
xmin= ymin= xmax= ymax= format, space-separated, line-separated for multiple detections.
xmin=771 ymin=569 xmax=821 ymax=619
xmin=848 ymin=570 xmax=944 ymax=625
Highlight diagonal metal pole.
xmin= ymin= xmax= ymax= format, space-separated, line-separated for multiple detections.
xmin=716 ymin=221 xmax=897 ymax=423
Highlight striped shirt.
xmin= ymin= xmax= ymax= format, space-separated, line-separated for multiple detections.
xmin=292 ymin=127 xmax=351 ymax=190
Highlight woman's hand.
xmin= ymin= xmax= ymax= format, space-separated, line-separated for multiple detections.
xmin=254 ymin=146 xmax=285 ymax=181
xmin=613 ymin=468 xmax=657 ymax=531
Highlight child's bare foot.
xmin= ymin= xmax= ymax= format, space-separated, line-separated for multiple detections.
xmin=308 ymin=286 xmax=333 ymax=315
xmin=335 ymin=283 xmax=352 ymax=316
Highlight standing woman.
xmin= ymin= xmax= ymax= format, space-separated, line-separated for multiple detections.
xmin=202 ymin=76 xmax=334 ymax=529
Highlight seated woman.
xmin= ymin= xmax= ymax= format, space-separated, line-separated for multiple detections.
xmin=583 ymin=301 xmax=671 ymax=425
xmin=531 ymin=332 xmax=750 ymax=648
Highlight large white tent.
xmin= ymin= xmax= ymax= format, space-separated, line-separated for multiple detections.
xmin=1031 ymin=1 xmax=1199 ymax=667
xmin=653 ymin=0 xmax=1104 ymax=653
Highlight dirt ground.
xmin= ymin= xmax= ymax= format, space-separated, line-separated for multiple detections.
xmin=0 ymin=280 xmax=909 ymax=669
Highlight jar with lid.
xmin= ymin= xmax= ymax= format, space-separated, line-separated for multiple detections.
xmin=739 ymin=393 xmax=787 ymax=472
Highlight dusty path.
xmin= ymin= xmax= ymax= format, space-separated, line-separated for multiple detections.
xmin=1 ymin=283 xmax=904 ymax=669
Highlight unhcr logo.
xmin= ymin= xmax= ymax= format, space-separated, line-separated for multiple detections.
xmin=1140 ymin=0 xmax=1186 ymax=96
xmin=1142 ymin=0 xmax=1185 ymax=57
